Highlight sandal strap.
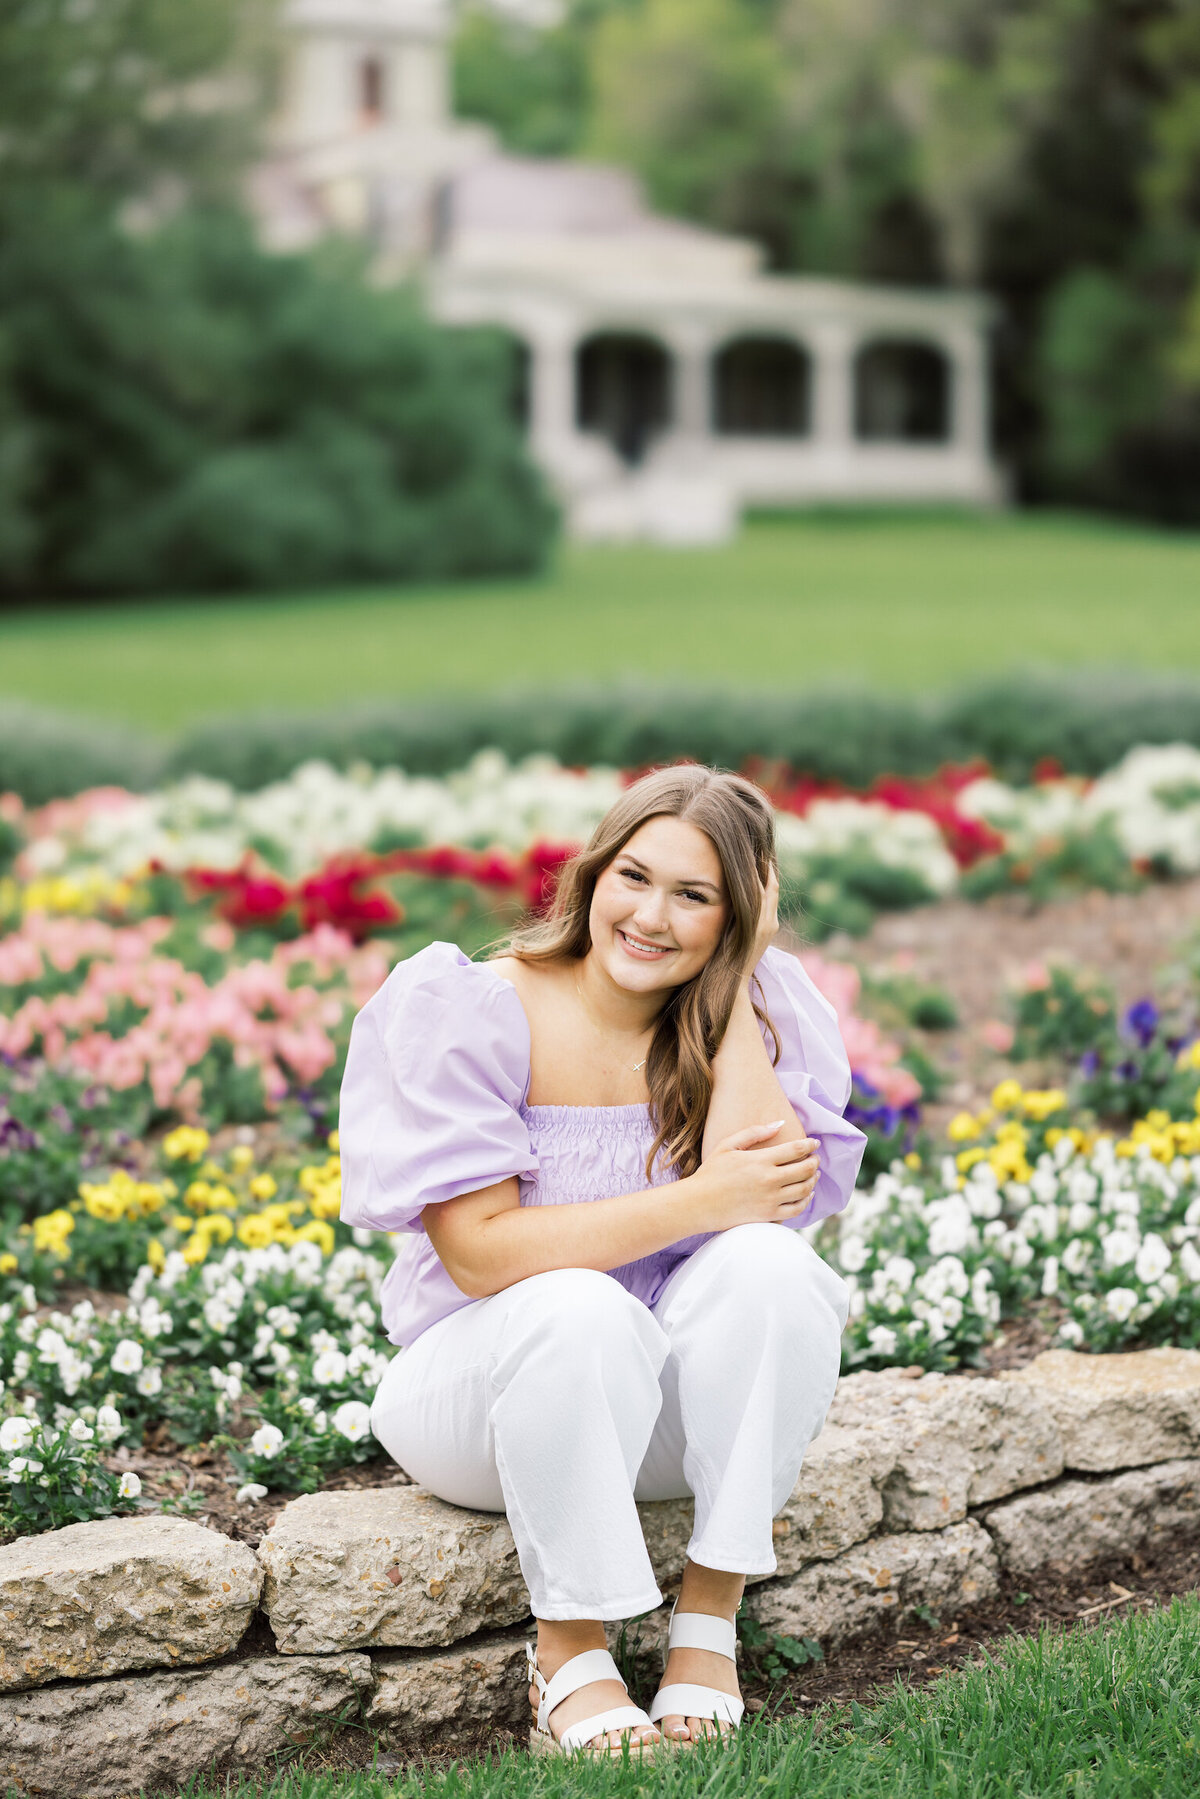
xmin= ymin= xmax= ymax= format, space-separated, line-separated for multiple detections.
xmin=531 ymin=1646 xmax=625 ymax=1733
xmin=667 ymin=1610 xmax=738 ymax=1661
xmin=559 ymin=1704 xmax=655 ymax=1753
xmin=649 ymin=1683 xmax=744 ymax=1728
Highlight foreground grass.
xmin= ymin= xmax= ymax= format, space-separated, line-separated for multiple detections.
xmin=4 ymin=510 xmax=1200 ymax=733
xmin=179 ymin=1596 xmax=1200 ymax=1799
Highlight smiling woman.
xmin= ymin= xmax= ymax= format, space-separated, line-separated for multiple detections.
xmin=338 ymin=764 xmax=865 ymax=1759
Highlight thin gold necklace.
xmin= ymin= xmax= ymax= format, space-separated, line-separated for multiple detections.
xmin=574 ymin=975 xmax=653 ymax=1074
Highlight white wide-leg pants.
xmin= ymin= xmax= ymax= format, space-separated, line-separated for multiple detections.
xmin=370 ymin=1222 xmax=849 ymax=1621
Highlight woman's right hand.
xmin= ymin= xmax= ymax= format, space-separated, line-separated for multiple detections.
xmin=684 ymin=1123 xmax=820 ymax=1233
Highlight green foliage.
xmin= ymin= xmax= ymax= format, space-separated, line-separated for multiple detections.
xmin=0 ymin=1062 xmax=151 ymax=1227
xmin=453 ymin=5 xmax=593 ymax=156
xmin=0 ymin=204 xmax=556 ymax=599
xmin=0 ymin=1415 xmax=138 ymax=1538
xmin=1009 ymin=965 xmax=1117 ymax=1066
xmin=737 ymin=1610 xmax=823 ymax=1682
xmin=15 ymin=665 xmax=1200 ymax=803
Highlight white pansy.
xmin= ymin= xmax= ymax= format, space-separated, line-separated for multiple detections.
xmin=249 ymin=1424 xmax=285 ymax=1459
xmin=136 ymin=1366 xmax=163 ymax=1398
xmin=866 ymin=1325 xmax=898 ymax=1357
xmin=109 ymin=1339 xmax=144 ymax=1376
xmin=1041 ymin=1256 xmax=1060 ymax=1298
xmin=68 ymin=1419 xmax=95 ymax=1442
xmin=838 ymin=1236 xmax=869 ymax=1273
xmin=1104 ymin=1287 xmax=1140 ymax=1323
xmin=332 ymin=1401 xmax=372 ymax=1443
xmin=0 ymin=1417 xmax=35 ymax=1454
xmin=1102 ymin=1230 xmax=1140 ymax=1269
xmin=1062 ymin=1237 xmax=1092 ymax=1276
xmin=236 ymin=1482 xmax=269 ymax=1505
xmin=117 ymin=1471 xmax=142 ymax=1499
xmin=1135 ymin=1233 xmax=1172 ymax=1285
xmin=311 ymin=1350 xmax=348 ymax=1387
xmin=95 ymin=1406 xmax=123 ymax=1443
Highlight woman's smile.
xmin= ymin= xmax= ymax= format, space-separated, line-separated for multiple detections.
xmin=616 ymin=928 xmax=676 ymax=961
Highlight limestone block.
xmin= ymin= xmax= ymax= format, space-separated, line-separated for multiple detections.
xmin=1002 ymin=1348 xmax=1200 ymax=1472
xmin=0 ymin=1515 xmax=261 ymax=1692
xmin=828 ymin=1369 xmax=1062 ymax=1529
xmin=746 ymin=1520 xmax=999 ymax=1648
xmin=984 ymin=1459 xmax=1200 ymax=1576
xmin=369 ymin=1631 xmax=530 ymax=1742
xmin=259 ymin=1488 xmax=529 ymax=1653
xmin=0 ymin=1653 xmax=372 ymax=1799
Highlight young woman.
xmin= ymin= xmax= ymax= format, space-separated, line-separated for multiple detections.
xmin=340 ymin=766 xmax=865 ymax=1758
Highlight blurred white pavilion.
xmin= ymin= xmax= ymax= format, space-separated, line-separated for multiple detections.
xmin=253 ymin=0 xmax=1004 ymax=542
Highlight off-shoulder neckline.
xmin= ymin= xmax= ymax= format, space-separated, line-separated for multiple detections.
xmin=468 ymin=947 xmax=653 ymax=1117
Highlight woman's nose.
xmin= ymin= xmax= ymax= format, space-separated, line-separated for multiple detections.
xmin=634 ymin=891 xmax=670 ymax=933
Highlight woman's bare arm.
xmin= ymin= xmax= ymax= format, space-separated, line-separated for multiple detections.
xmin=424 ymin=1120 xmax=819 ymax=1299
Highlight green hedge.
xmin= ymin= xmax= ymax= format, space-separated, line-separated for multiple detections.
xmin=5 ymin=670 xmax=1200 ymax=804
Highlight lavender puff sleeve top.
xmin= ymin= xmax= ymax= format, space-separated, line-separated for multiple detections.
xmin=339 ymin=940 xmax=866 ymax=1347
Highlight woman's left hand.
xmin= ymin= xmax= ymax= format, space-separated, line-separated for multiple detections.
xmin=746 ymin=862 xmax=780 ymax=974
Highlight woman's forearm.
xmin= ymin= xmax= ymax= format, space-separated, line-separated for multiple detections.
xmin=702 ymin=982 xmax=806 ymax=1158
xmin=424 ymin=1178 xmax=704 ymax=1299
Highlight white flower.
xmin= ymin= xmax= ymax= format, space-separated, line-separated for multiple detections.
xmin=1104 ymin=1287 xmax=1139 ymax=1323
xmin=95 ymin=1406 xmax=124 ymax=1444
xmin=1181 ymin=1241 xmax=1200 ymax=1286
xmin=203 ymin=1297 xmax=236 ymax=1334
xmin=1102 ymin=1230 xmax=1140 ymax=1269
xmin=109 ymin=1339 xmax=145 ymax=1376
xmin=866 ymin=1325 xmax=898 ymax=1357
xmin=838 ymin=1236 xmax=869 ymax=1274
xmin=1135 ymin=1233 xmax=1172 ymax=1285
xmin=1041 ymin=1256 xmax=1060 ymax=1298
xmin=0 ymin=1417 xmax=35 ymax=1454
xmin=332 ymin=1401 xmax=372 ymax=1443
xmin=311 ymin=1349 xmax=348 ymax=1387
xmin=249 ymin=1423 xmax=285 ymax=1459
xmin=236 ymin=1482 xmax=269 ymax=1505
xmin=68 ymin=1419 xmax=95 ymax=1443
xmin=136 ymin=1367 xmax=163 ymax=1398
xmin=117 ymin=1471 xmax=142 ymax=1499
xmin=1058 ymin=1319 xmax=1085 ymax=1345
xmin=1062 ymin=1237 xmax=1092 ymax=1277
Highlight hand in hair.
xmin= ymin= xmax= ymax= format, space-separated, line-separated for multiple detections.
xmin=745 ymin=863 xmax=780 ymax=975
xmin=684 ymin=1121 xmax=820 ymax=1233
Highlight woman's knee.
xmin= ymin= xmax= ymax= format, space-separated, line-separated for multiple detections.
xmin=496 ymin=1268 xmax=669 ymax=1376
xmin=686 ymin=1224 xmax=849 ymax=1333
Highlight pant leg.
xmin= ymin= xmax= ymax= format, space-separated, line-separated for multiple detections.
xmin=370 ymin=1266 xmax=670 ymax=1621
xmin=636 ymin=1223 xmax=848 ymax=1576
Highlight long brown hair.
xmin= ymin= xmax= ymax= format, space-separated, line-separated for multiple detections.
xmin=495 ymin=764 xmax=780 ymax=1181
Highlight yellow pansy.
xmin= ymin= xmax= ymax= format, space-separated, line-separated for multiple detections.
xmin=195 ymin=1214 xmax=234 ymax=1245
xmin=956 ymin=1147 xmax=987 ymax=1173
xmin=184 ymin=1181 xmax=213 ymax=1213
xmin=991 ymin=1079 xmax=1024 ymax=1113
xmin=207 ymin=1185 xmax=238 ymax=1212
xmin=146 ymin=1239 xmax=166 ymax=1272
xmin=295 ymin=1219 xmax=336 ymax=1256
xmin=327 ymin=1131 xmax=339 ymax=1153
xmin=182 ymin=1233 xmax=209 ymax=1266
xmin=904 ymin=1151 xmax=922 ymax=1170
xmin=163 ymin=1127 xmax=211 ymax=1164
xmin=308 ymin=1183 xmax=342 ymax=1222
xmin=230 ymin=1145 xmax=255 ymax=1175
xmin=249 ymin=1174 xmax=277 ymax=1202
xmin=0 ymin=1252 xmax=17 ymax=1276
xmin=237 ymin=1215 xmax=274 ymax=1249
xmin=80 ymin=1183 xmax=127 ymax=1222
xmin=1177 ymin=1041 xmax=1200 ymax=1071
xmin=32 ymin=1210 xmax=75 ymax=1255
xmin=947 ymin=1112 xmax=978 ymax=1143
xmin=1021 ymin=1089 xmax=1068 ymax=1122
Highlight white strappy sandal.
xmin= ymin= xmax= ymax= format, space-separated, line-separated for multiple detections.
xmin=525 ymin=1642 xmax=660 ymax=1758
xmin=648 ymin=1606 xmax=745 ymax=1742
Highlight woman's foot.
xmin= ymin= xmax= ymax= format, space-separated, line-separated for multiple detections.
xmin=531 ymin=1621 xmax=660 ymax=1753
xmin=655 ymin=1636 xmax=743 ymax=1743
xmin=654 ymin=1561 xmax=746 ymax=1744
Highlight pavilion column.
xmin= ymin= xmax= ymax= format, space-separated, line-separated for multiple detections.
xmin=947 ymin=325 xmax=990 ymax=459
xmin=529 ymin=329 xmax=576 ymax=451
xmin=810 ymin=321 xmax=856 ymax=451
xmin=671 ymin=332 xmax=713 ymax=440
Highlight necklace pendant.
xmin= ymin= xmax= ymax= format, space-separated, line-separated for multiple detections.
xmin=631 ymin=1057 xmax=647 ymax=1073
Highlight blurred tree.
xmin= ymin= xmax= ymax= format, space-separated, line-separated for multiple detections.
xmin=0 ymin=0 xmax=279 ymax=207
xmin=0 ymin=206 xmax=557 ymax=596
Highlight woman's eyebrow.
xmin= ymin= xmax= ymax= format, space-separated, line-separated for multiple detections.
xmin=621 ymin=854 xmax=721 ymax=893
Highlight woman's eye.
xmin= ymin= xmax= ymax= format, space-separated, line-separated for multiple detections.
xmin=681 ymin=890 xmax=707 ymax=904
xmin=619 ymin=867 xmax=645 ymax=883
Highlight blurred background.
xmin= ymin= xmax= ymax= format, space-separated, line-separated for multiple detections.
xmin=1 ymin=0 xmax=1200 ymax=769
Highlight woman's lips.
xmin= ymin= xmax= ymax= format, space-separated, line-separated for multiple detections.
xmin=617 ymin=929 xmax=675 ymax=960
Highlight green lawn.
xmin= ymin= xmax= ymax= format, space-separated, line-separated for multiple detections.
xmin=3 ymin=510 xmax=1200 ymax=735
xmin=176 ymin=1597 xmax=1200 ymax=1799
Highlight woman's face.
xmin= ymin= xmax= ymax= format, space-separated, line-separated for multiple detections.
xmin=588 ymin=816 xmax=730 ymax=994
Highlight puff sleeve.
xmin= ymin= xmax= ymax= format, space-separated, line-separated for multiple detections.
xmin=338 ymin=940 xmax=538 ymax=1234
xmin=752 ymin=944 xmax=866 ymax=1230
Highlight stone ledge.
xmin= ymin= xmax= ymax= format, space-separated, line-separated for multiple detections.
xmin=0 ymin=1653 xmax=373 ymax=1799
xmin=983 ymin=1458 xmax=1200 ymax=1577
xmin=0 ymin=1515 xmax=262 ymax=1693
xmin=6 ymin=1349 xmax=1200 ymax=1795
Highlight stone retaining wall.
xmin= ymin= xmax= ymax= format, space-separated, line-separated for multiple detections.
xmin=5 ymin=1348 xmax=1200 ymax=1798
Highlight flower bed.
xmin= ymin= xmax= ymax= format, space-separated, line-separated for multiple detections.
xmin=7 ymin=745 xmax=1200 ymax=1540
